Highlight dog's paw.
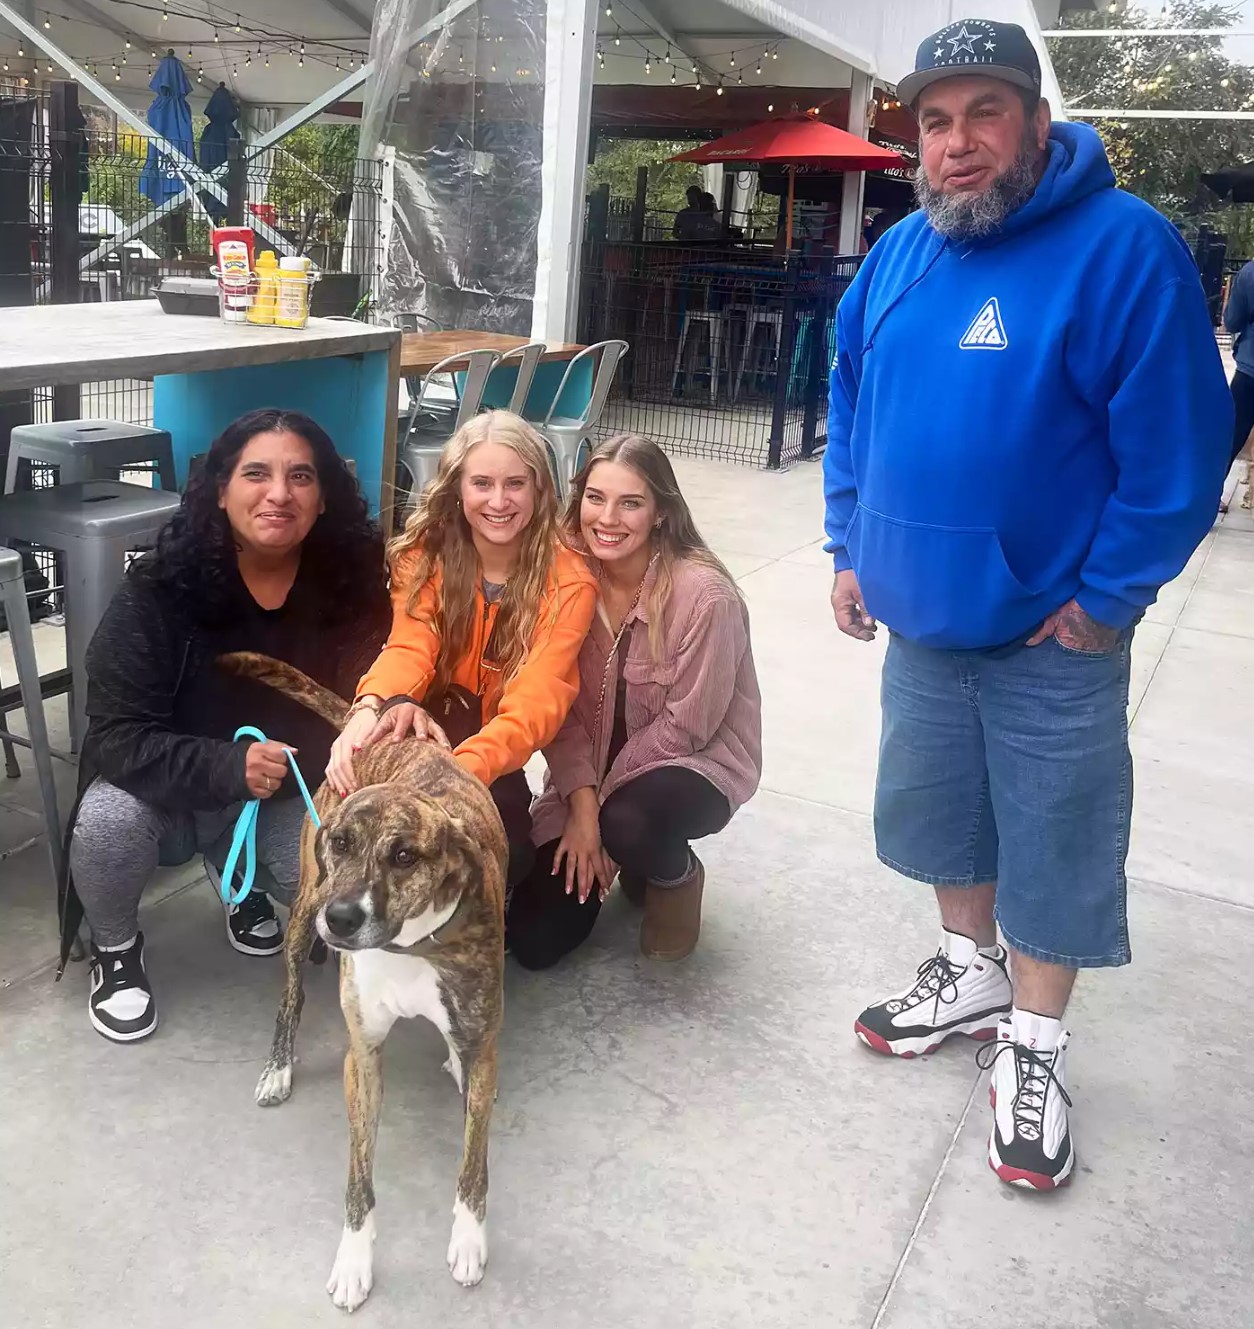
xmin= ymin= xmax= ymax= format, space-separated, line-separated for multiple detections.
xmin=327 ymin=1215 xmax=376 ymax=1312
xmin=446 ymin=1198 xmax=487 ymax=1287
xmin=254 ymin=1062 xmax=292 ymax=1107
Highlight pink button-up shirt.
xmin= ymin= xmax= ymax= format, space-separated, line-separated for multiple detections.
xmin=530 ymin=557 xmax=762 ymax=847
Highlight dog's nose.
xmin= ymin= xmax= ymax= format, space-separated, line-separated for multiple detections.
xmin=324 ymin=899 xmax=367 ymax=938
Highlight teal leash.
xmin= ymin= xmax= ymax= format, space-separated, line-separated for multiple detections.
xmin=218 ymin=725 xmax=322 ymax=907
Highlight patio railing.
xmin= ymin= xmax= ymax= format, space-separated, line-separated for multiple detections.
xmin=577 ymin=238 xmax=861 ymax=468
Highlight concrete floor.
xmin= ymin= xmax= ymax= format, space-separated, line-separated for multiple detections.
xmin=2 ymin=452 xmax=1252 ymax=1328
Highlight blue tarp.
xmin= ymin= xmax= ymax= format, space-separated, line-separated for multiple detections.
xmin=139 ymin=54 xmax=194 ymax=205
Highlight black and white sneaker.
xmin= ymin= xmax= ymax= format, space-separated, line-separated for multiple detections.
xmin=88 ymin=933 xmax=158 ymax=1043
xmin=854 ymin=929 xmax=1012 ymax=1058
xmin=979 ymin=1019 xmax=1075 ymax=1191
xmin=204 ymin=858 xmax=284 ymax=956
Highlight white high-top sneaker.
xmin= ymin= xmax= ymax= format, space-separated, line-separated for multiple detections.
xmin=979 ymin=1018 xmax=1075 ymax=1191
xmin=854 ymin=930 xmax=1012 ymax=1058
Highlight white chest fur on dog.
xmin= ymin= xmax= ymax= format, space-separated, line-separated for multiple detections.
xmin=346 ymin=950 xmax=453 ymax=1047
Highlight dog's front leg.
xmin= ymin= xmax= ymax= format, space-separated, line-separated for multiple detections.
xmin=254 ymin=892 xmax=317 ymax=1106
xmin=447 ymin=1033 xmax=498 ymax=1287
xmin=327 ymin=1029 xmax=385 ymax=1313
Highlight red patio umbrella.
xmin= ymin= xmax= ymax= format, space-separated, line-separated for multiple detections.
xmin=670 ymin=115 xmax=906 ymax=252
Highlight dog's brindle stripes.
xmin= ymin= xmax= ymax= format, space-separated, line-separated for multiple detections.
xmin=218 ymin=652 xmax=507 ymax=1311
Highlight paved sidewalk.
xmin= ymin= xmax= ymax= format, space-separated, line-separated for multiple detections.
xmin=0 ymin=453 xmax=1248 ymax=1328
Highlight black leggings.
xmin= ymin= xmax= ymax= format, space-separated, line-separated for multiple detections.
xmin=491 ymin=769 xmax=535 ymax=890
xmin=506 ymin=765 xmax=730 ymax=971
xmin=1231 ymin=367 xmax=1254 ymax=465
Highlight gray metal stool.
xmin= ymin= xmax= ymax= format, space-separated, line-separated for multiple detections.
xmin=0 ymin=547 xmax=65 ymax=882
xmin=5 ymin=420 xmax=176 ymax=494
xmin=0 ymin=481 xmax=181 ymax=749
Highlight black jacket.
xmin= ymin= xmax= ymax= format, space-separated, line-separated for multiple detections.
xmin=80 ymin=560 xmax=390 ymax=810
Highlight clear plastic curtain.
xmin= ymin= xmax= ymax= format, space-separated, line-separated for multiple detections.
xmin=360 ymin=0 xmax=547 ymax=332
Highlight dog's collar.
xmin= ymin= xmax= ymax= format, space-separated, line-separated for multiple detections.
xmin=382 ymin=891 xmax=473 ymax=956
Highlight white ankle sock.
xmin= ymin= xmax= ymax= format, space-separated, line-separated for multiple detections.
xmin=941 ymin=929 xmax=979 ymax=968
xmin=978 ymin=941 xmax=1005 ymax=961
xmin=97 ymin=936 xmax=137 ymax=954
xmin=1011 ymin=1007 xmax=1063 ymax=1054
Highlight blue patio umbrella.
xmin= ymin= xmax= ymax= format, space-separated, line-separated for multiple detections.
xmin=139 ymin=52 xmax=195 ymax=205
xmin=198 ymin=82 xmax=240 ymax=221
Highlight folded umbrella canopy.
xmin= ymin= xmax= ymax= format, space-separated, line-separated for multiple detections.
xmin=671 ymin=114 xmax=906 ymax=251
xmin=198 ymin=82 xmax=241 ymax=222
xmin=1202 ymin=162 xmax=1254 ymax=204
xmin=140 ymin=52 xmax=195 ymax=206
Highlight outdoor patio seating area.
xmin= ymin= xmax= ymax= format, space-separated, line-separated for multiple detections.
xmin=1 ymin=450 xmax=1249 ymax=1329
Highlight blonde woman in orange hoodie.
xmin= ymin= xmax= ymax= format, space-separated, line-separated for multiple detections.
xmin=326 ymin=411 xmax=597 ymax=887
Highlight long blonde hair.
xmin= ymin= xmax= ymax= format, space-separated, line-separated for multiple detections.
xmin=563 ymin=434 xmax=740 ymax=660
xmin=388 ymin=411 xmax=561 ymax=692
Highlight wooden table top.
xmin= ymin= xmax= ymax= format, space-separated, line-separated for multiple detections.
xmin=400 ymin=330 xmax=585 ymax=376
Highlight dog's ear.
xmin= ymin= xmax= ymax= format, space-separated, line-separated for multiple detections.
xmin=441 ymin=816 xmax=486 ymax=895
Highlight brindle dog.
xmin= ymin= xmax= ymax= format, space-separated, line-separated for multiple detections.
xmin=219 ymin=652 xmax=507 ymax=1313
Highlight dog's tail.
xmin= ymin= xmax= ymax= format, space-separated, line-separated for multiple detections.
xmin=216 ymin=652 xmax=350 ymax=730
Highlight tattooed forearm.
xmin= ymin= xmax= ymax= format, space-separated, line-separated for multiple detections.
xmin=1052 ymin=598 xmax=1118 ymax=652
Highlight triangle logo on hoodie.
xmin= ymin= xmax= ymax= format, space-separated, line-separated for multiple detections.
xmin=959 ymin=297 xmax=1008 ymax=350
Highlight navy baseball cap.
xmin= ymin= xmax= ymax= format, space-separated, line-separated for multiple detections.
xmin=897 ymin=19 xmax=1042 ymax=109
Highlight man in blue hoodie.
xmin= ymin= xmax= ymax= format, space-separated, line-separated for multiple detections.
xmin=824 ymin=19 xmax=1231 ymax=1192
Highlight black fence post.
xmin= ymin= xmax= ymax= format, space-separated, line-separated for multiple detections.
xmin=767 ymin=255 xmax=800 ymax=469
xmin=226 ymin=137 xmax=246 ymax=228
xmin=720 ymin=169 xmax=735 ymax=241
xmin=49 ymin=80 xmax=81 ymax=420
xmin=623 ymin=167 xmax=649 ymax=398
xmin=800 ymin=248 xmax=836 ymax=458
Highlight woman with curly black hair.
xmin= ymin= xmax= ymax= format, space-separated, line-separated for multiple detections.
xmin=67 ymin=408 xmax=390 ymax=1042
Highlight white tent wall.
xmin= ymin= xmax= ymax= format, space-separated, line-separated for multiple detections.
xmin=712 ymin=0 xmax=1066 ymax=113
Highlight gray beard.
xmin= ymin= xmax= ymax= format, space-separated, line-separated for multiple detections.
xmin=913 ymin=139 xmax=1041 ymax=239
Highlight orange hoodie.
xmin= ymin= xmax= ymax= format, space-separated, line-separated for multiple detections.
xmin=356 ymin=541 xmax=597 ymax=787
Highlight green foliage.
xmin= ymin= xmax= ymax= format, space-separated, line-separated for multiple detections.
xmin=587 ymin=138 xmax=703 ymax=220
xmin=1050 ymin=1 xmax=1254 ymax=253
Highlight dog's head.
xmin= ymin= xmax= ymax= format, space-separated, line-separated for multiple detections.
xmin=312 ymin=783 xmax=479 ymax=952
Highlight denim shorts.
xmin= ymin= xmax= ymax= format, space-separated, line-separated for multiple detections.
xmin=875 ymin=631 xmax=1134 ymax=969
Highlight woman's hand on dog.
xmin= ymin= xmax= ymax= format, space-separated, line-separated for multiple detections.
xmin=367 ymin=702 xmax=451 ymax=751
xmin=554 ymin=796 xmax=617 ymax=904
xmin=326 ymin=701 xmax=451 ymax=798
xmin=246 ymin=740 xmax=294 ymax=800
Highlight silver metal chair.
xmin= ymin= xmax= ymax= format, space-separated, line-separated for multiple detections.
xmin=0 ymin=481 xmax=181 ymax=750
xmin=540 ymin=340 xmax=629 ymax=499
xmin=0 ymin=546 xmax=65 ymax=883
xmin=400 ymin=349 xmax=503 ymax=499
xmin=5 ymin=420 xmax=176 ymax=494
xmin=495 ymin=341 xmax=547 ymax=416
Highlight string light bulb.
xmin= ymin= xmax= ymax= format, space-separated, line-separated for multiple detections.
xmin=125 ymin=38 xmax=131 ymax=49
xmin=772 ymin=48 xmax=778 ymax=59
xmin=597 ymin=46 xmax=604 ymax=69
xmin=756 ymin=61 xmax=762 ymax=75
xmin=162 ymin=0 xmax=169 ymax=19
xmin=43 ymin=15 xmax=50 ymax=29
xmin=614 ymin=29 xmax=621 ymax=45
xmin=716 ymin=82 xmax=724 ymax=96
xmin=670 ymin=68 xmax=676 ymax=84
xmin=729 ymin=52 xmax=736 ymax=66
xmin=664 ymin=46 xmax=670 ymax=63
xmin=265 ymin=54 xmax=270 ymax=68
xmin=245 ymin=52 xmax=251 ymax=66
xmin=604 ymin=2 xmax=612 ymax=13
xmin=644 ymin=56 xmax=651 ymax=74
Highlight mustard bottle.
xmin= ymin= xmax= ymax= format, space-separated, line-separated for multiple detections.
xmin=275 ymin=256 xmax=311 ymax=329
xmin=247 ymin=250 xmax=279 ymax=325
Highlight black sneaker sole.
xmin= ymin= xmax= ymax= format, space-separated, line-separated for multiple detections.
xmin=854 ymin=1011 xmax=1006 ymax=1058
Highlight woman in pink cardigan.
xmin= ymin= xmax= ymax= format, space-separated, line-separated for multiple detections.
xmin=511 ymin=435 xmax=762 ymax=966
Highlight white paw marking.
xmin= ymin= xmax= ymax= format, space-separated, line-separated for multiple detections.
xmin=327 ymin=1214 xmax=376 ymax=1312
xmin=446 ymin=1198 xmax=487 ymax=1287
xmin=442 ymin=1048 xmax=464 ymax=1093
xmin=255 ymin=1062 xmax=292 ymax=1106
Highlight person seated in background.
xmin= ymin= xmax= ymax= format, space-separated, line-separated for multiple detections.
xmin=508 ymin=435 xmax=762 ymax=968
xmin=327 ymin=411 xmax=597 ymax=894
xmin=672 ymin=186 xmax=706 ymax=240
xmin=68 ymin=409 xmax=391 ymax=1043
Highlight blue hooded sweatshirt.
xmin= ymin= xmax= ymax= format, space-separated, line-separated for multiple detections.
xmin=823 ymin=122 xmax=1233 ymax=650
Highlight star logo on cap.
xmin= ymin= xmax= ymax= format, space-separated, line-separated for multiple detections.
xmin=984 ymin=40 xmax=996 ymax=52
xmin=947 ymin=25 xmax=978 ymax=56
xmin=934 ymin=46 xmax=944 ymax=60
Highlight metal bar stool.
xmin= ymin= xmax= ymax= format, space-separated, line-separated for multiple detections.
xmin=0 ymin=546 xmax=65 ymax=883
xmin=5 ymin=420 xmax=177 ymax=494
xmin=0 ymin=481 xmax=182 ymax=751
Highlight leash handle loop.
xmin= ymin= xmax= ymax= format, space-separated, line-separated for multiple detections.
xmin=218 ymin=725 xmax=322 ymax=907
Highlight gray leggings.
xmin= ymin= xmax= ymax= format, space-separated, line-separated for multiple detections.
xmin=70 ymin=778 xmax=307 ymax=948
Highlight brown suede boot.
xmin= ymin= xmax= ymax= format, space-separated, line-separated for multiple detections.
xmin=640 ymin=856 xmax=704 ymax=961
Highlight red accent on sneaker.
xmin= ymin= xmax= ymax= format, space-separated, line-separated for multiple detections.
xmin=988 ymin=1157 xmax=1071 ymax=1191
xmin=853 ymin=1021 xmax=942 ymax=1059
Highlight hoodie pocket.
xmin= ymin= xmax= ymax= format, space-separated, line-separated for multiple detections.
xmin=846 ymin=505 xmax=1037 ymax=648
